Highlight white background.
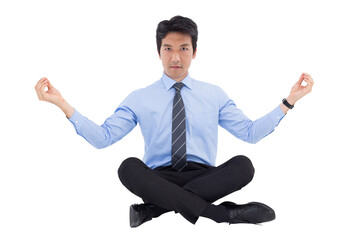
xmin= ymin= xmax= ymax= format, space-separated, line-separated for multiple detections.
xmin=1 ymin=0 xmax=359 ymax=239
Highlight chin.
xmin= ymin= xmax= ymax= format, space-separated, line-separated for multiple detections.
xmin=168 ymin=72 xmax=184 ymax=80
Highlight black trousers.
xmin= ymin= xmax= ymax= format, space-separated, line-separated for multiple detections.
xmin=118 ymin=155 xmax=255 ymax=224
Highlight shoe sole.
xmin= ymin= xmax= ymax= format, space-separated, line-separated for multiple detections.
xmin=130 ymin=205 xmax=141 ymax=228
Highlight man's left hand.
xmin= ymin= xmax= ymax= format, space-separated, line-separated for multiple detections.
xmin=286 ymin=72 xmax=314 ymax=105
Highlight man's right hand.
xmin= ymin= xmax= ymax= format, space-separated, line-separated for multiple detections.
xmin=35 ymin=77 xmax=74 ymax=118
xmin=35 ymin=77 xmax=63 ymax=105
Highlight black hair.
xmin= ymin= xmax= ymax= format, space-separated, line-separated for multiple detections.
xmin=156 ymin=15 xmax=198 ymax=56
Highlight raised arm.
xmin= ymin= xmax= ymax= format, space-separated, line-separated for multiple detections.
xmin=35 ymin=77 xmax=74 ymax=118
xmin=35 ymin=77 xmax=138 ymax=149
xmin=219 ymin=72 xmax=314 ymax=144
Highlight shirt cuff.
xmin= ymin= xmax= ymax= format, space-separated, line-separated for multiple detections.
xmin=272 ymin=105 xmax=286 ymax=124
xmin=68 ymin=109 xmax=85 ymax=132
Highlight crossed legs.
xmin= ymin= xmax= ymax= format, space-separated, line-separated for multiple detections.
xmin=118 ymin=155 xmax=255 ymax=224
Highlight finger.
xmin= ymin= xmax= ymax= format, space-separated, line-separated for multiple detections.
xmin=35 ymin=85 xmax=43 ymax=100
xmin=304 ymin=73 xmax=312 ymax=78
xmin=38 ymin=81 xmax=49 ymax=100
xmin=35 ymin=78 xmax=47 ymax=100
xmin=305 ymin=77 xmax=313 ymax=86
xmin=47 ymin=81 xmax=55 ymax=90
xmin=304 ymin=73 xmax=314 ymax=84
xmin=303 ymin=79 xmax=313 ymax=92
xmin=307 ymin=75 xmax=314 ymax=85
xmin=35 ymin=77 xmax=45 ymax=90
xmin=296 ymin=73 xmax=305 ymax=85
xmin=36 ymin=77 xmax=49 ymax=91
xmin=304 ymin=73 xmax=314 ymax=83
xmin=40 ymin=81 xmax=49 ymax=92
xmin=39 ymin=77 xmax=48 ymax=87
xmin=304 ymin=75 xmax=314 ymax=86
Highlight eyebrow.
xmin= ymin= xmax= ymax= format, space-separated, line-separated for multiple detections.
xmin=162 ymin=43 xmax=191 ymax=47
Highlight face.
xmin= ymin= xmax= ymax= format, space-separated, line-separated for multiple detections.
xmin=159 ymin=32 xmax=197 ymax=82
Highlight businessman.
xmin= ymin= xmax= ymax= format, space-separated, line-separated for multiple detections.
xmin=35 ymin=15 xmax=314 ymax=227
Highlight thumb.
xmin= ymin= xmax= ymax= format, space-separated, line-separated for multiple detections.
xmin=47 ymin=81 xmax=55 ymax=90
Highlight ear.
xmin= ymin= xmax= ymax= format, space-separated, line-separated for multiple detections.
xmin=158 ymin=50 xmax=161 ymax=59
xmin=192 ymin=48 xmax=197 ymax=59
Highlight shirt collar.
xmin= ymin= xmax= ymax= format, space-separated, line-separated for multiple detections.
xmin=161 ymin=72 xmax=193 ymax=91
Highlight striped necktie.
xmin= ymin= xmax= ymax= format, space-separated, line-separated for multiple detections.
xmin=171 ymin=82 xmax=187 ymax=172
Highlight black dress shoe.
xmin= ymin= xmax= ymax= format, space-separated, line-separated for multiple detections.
xmin=129 ymin=203 xmax=154 ymax=228
xmin=220 ymin=201 xmax=276 ymax=224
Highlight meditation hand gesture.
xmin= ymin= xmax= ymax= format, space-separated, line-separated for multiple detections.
xmin=35 ymin=77 xmax=63 ymax=105
xmin=287 ymin=73 xmax=314 ymax=105
xmin=35 ymin=77 xmax=74 ymax=118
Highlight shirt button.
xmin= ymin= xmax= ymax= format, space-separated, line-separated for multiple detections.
xmin=75 ymin=121 xmax=78 ymax=124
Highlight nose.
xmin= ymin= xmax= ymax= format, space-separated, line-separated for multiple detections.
xmin=171 ymin=51 xmax=180 ymax=63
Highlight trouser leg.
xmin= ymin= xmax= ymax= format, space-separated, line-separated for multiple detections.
xmin=184 ymin=155 xmax=255 ymax=223
xmin=183 ymin=155 xmax=255 ymax=203
xmin=118 ymin=157 xmax=208 ymax=224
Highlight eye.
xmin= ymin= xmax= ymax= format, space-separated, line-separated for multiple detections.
xmin=164 ymin=47 xmax=171 ymax=51
xmin=181 ymin=47 xmax=188 ymax=51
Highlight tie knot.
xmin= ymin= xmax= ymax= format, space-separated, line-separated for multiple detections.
xmin=173 ymin=82 xmax=184 ymax=92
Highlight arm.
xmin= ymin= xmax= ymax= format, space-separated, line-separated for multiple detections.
xmin=219 ymin=102 xmax=285 ymax=144
xmin=35 ymin=77 xmax=74 ymax=118
xmin=219 ymin=72 xmax=314 ymax=143
xmin=35 ymin=77 xmax=137 ymax=148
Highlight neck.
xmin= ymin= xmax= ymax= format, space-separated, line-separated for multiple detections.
xmin=164 ymin=72 xmax=188 ymax=82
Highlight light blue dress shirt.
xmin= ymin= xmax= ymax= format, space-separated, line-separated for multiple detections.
xmin=69 ymin=73 xmax=285 ymax=169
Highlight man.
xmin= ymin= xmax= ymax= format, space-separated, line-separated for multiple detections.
xmin=35 ymin=15 xmax=314 ymax=227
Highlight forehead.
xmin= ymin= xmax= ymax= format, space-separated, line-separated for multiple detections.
xmin=161 ymin=32 xmax=192 ymax=46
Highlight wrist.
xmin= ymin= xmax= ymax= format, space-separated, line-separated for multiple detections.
xmin=280 ymin=102 xmax=289 ymax=114
xmin=57 ymin=99 xmax=74 ymax=119
xmin=280 ymin=97 xmax=295 ymax=114
xmin=286 ymin=95 xmax=297 ymax=105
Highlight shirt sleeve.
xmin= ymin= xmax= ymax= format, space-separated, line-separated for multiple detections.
xmin=218 ymin=88 xmax=285 ymax=144
xmin=68 ymin=91 xmax=138 ymax=149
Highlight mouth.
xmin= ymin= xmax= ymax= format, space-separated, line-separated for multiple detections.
xmin=170 ymin=66 xmax=182 ymax=69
